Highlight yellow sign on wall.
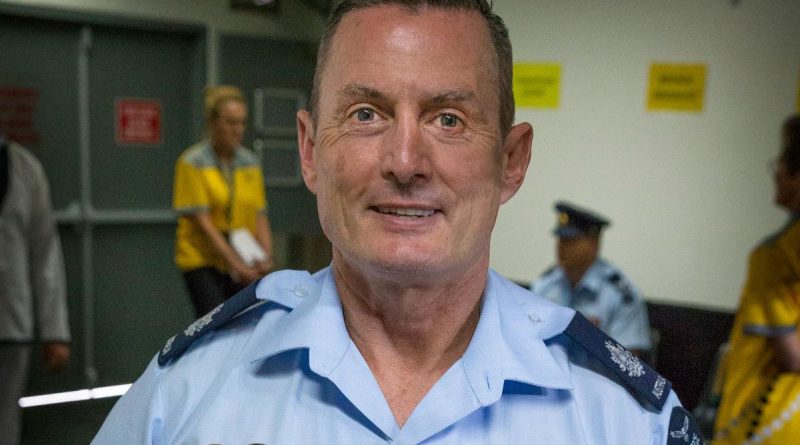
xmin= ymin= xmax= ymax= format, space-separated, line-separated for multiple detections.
xmin=513 ymin=63 xmax=561 ymax=109
xmin=647 ymin=63 xmax=707 ymax=112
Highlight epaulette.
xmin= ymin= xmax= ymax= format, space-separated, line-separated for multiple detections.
xmin=607 ymin=272 xmax=634 ymax=304
xmin=564 ymin=312 xmax=671 ymax=411
xmin=158 ymin=280 xmax=260 ymax=366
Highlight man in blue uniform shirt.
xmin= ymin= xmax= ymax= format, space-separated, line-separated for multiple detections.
xmin=532 ymin=202 xmax=653 ymax=356
xmin=93 ymin=1 xmax=698 ymax=443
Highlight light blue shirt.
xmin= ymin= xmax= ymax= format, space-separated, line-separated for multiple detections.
xmin=532 ymin=258 xmax=652 ymax=351
xmin=94 ymin=267 xmax=682 ymax=444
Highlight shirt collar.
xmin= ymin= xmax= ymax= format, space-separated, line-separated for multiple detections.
xmin=242 ymin=267 xmax=576 ymax=400
xmin=575 ymin=258 xmax=606 ymax=293
xmin=461 ymin=270 xmax=575 ymax=406
xmin=242 ymin=267 xmax=351 ymax=370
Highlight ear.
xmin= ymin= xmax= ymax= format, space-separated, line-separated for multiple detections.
xmin=589 ymin=235 xmax=601 ymax=252
xmin=297 ymin=109 xmax=317 ymax=194
xmin=499 ymin=122 xmax=533 ymax=204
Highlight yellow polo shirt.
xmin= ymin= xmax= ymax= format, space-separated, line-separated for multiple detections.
xmin=173 ymin=142 xmax=267 ymax=272
xmin=713 ymin=216 xmax=800 ymax=445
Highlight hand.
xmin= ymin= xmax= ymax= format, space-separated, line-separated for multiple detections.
xmin=255 ymin=256 xmax=275 ymax=275
xmin=42 ymin=342 xmax=70 ymax=373
xmin=231 ymin=263 xmax=261 ymax=285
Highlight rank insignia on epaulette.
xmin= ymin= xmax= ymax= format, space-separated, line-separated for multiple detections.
xmin=605 ymin=340 xmax=644 ymax=377
xmin=184 ymin=305 xmax=222 ymax=336
xmin=157 ymin=280 xmax=260 ymax=366
xmin=564 ymin=312 xmax=671 ymax=411
xmin=667 ymin=406 xmax=703 ymax=445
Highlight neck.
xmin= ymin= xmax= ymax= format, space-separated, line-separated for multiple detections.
xmin=333 ymin=255 xmax=487 ymax=426
xmin=212 ymin=142 xmax=234 ymax=162
xmin=787 ymin=195 xmax=800 ymax=214
xmin=564 ymin=261 xmax=593 ymax=288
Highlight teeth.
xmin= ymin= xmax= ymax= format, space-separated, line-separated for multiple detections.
xmin=377 ymin=207 xmax=435 ymax=217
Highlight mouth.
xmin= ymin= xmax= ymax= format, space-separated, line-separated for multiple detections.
xmin=373 ymin=207 xmax=437 ymax=218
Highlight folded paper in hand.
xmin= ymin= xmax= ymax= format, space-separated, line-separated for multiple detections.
xmin=229 ymin=228 xmax=268 ymax=266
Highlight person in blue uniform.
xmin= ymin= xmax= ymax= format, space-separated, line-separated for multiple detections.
xmin=532 ymin=202 xmax=653 ymax=357
xmin=92 ymin=1 xmax=698 ymax=443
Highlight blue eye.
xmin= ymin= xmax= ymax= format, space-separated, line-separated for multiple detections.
xmin=356 ymin=108 xmax=374 ymax=122
xmin=439 ymin=113 xmax=459 ymax=127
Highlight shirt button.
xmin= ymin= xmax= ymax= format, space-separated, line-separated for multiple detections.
xmin=293 ymin=286 xmax=308 ymax=298
xmin=528 ymin=313 xmax=542 ymax=323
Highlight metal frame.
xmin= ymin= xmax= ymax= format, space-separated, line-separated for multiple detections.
xmin=252 ymin=87 xmax=307 ymax=137
xmin=252 ymin=138 xmax=304 ymax=187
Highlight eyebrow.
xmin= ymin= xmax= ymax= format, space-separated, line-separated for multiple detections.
xmin=424 ymin=89 xmax=477 ymax=106
xmin=339 ymin=84 xmax=389 ymax=104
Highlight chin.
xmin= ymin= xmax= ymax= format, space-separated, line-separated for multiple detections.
xmin=367 ymin=250 xmax=462 ymax=281
xmin=372 ymin=252 xmax=439 ymax=273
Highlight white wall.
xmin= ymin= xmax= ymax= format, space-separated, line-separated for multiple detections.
xmin=492 ymin=0 xmax=800 ymax=310
xmin=1 ymin=0 xmax=326 ymax=41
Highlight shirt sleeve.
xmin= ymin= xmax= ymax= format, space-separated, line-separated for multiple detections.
xmin=27 ymin=159 xmax=70 ymax=342
xmin=604 ymin=277 xmax=652 ymax=351
xmin=607 ymin=289 xmax=652 ymax=350
xmin=776 ymin=231 xmax=800 ymax=326
xmin=654 ymin=393 xmax=703 ymax=445
xmin=253 ymin=166 xmax=267 ymax=213
xmin=173 ymin=158 xmax=209 ymax=214
xmin=92 ymin=356 xmax=165 ymax=445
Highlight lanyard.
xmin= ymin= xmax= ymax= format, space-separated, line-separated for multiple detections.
xmin=215 ymin=152 xmax=235 ymax=228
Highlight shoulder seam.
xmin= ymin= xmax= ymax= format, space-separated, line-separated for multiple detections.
xmin=181 ymin=143 xmax=215 ymax=168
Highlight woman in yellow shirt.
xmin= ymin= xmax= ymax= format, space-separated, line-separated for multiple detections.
xmin=173 ymin=86 xmax=275 ymax=317
xmin=713 ymin=114 xmax=800 ymax=445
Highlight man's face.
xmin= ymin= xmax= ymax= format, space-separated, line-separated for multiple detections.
xmin=297 ymin=5 xmax=531 ymax=281
xmin=211 ymin=100 xmax=247 ymax=153
xmin=557 ymin=235 xmax=598 ymax=273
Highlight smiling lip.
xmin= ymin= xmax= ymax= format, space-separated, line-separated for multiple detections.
xmin=373 ymin=207 xmax=438 ymax=217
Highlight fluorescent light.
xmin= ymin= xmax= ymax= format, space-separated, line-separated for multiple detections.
xmin=90 ymin=384 xmax=132 ymax=399
xmin=18 ymin=389 xmax=91 ymax=407
xmin=18 ymin=383 xmax=131 ymax=408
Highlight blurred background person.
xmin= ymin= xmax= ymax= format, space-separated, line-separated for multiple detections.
xmin=0 ymin=134 xmax=71 ymax=445
xmin=173 ymin=85 xmax=275 ymax=318
xmin=712 ymin=114 xmax=800 ymax=445
xmin=531 ymin=201 xmax=652 ymax=357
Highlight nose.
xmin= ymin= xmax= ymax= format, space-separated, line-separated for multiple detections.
xmin=380 ymin=115 xmax=432 ymax=185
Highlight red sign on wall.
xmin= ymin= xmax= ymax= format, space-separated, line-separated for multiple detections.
xmin=0 ymin=86 xmax=40 ymax=145
xmin=115 ymin=98 xmax=162 ymax=145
